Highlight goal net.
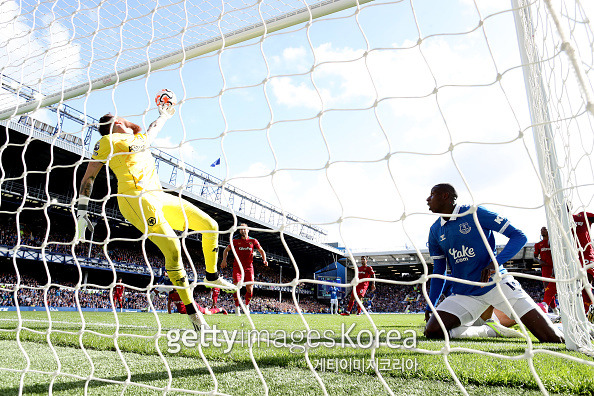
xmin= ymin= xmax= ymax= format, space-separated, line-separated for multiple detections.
xmin=513 ymin=0 xmax=594 ymax=355
xmin=1 ymin=0 xmax=594 ymax=394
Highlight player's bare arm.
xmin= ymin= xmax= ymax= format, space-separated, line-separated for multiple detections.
xmin=220 ymin=245 xmax=231 ymax=269
xmin=79 ymin=161 xmax=103 ymax=197
xmin=75 ymin=161 xmax=104 ymax=243
xmin=258 ymin=247 xmax=268 ymax=266
xmin=533 ymin=250 xmax=546 ymax=267
xmin=144 ymin=103 xmax=175 ymax=146
xmin=480 ymin=262 xmax=496 ymax=284
xmin=535 ymin=258 xmax=548 ymax=266
xmin=167 ymin=294 xmax=172 ymax=314
xmin=424 ymin=311 xmax=431 ymax=322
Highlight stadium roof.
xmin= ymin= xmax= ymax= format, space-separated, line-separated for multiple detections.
xmin=348 ymin=245 xmax=538 ymax=280
xmin=346 ymin=251 xmax=430 ymax=279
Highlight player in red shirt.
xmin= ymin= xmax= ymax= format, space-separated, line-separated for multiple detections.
xmin=534 ymin=227 xmax=557 ymax=310
xmin=221 ymin=223 xmax=268 ymax=315
xmin=168 ymin=290 xmax=227 ymax=315
xmin=572 ymin=210 xmax=594 ymax=314
xmin=113 ymin=278 xmax=125 ymax=311
xmin=572 ymin=211 xmax=594 ymax=274
xmin=341 ymin=256 xmax=375 ymax=316
xmin=210 ymin=287 xmax=220 ymax=309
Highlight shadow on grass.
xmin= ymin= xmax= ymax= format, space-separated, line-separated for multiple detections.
xmin=0 ymin=362 xmax=256 ymax=395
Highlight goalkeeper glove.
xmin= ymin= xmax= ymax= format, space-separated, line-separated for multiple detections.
xmin=158 ymin=102 xmax=176 ymax=119
xmin=75 ymin=197 xmax=94 ymax=244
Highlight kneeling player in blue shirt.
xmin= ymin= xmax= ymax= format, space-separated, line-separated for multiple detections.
xmin=424 ymin=183 xmax=563 ymax=343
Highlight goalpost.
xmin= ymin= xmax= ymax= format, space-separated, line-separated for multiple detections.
xmin=1 ymin=0 xmax=594 ymax=394
xmin=0 ymin=0 xmax=372 ymax=120
xmin=513 ymin=0 xmax=594 ymax=354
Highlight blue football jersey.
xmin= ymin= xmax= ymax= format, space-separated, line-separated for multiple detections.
xmin=330 ymin=287 xmax=338 ymax=299
xmin=428 ymin=204 xmax=527 ymax=298
xmin=156 ymin=274 xmax=172 ymax=286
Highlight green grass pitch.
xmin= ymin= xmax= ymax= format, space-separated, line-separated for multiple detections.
xmin=0 ymin=311 xmax=592 ymax=395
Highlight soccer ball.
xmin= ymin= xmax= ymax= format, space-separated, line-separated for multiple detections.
xmin=155 ymin=89 xmax=176 ymax=109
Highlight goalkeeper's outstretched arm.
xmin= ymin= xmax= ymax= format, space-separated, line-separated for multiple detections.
xmin=75 ymin=161 xmax=103 ymax=243
xmin=79 ymin=162 xmax=103 ymax=198
xmin=144 ymin=104 xmax=175 ymax=146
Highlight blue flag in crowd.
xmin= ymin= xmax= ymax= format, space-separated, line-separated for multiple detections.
xmin=210 ymin=158 xmax=221 ymax=167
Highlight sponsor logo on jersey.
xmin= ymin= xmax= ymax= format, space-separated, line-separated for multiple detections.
xmin=459 ymin=222 xmax=471 ymax=235
xmin=129 ymin=145 xmax=143 ymax=152
xmin=238 ymin=246 xmax=252 ymax=251
xmin=449 ymin=245 xmax=476 ymax=264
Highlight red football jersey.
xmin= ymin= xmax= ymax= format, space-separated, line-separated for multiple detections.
xmin=168 ymin=290 xmax=186 ymax=314
xmin=230 ymin=238 xmax=261 ymax=270
xmin=169 ymin=290 xmax=182 ymax=305
xmin=357 ymin=265 xmax=375 ymax=287
xmin=573 ymin=212 xmax=594 ymax=261
xmin=113 ymin=285 xmax=124 ymax=296
xmin=534 ymin=239 xmax=553 ymax=267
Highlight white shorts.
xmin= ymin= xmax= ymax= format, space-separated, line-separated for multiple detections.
xmin=436 ymin=275 xmax=539 ymax=325
xmin=330 ymin=299 xmax=338 ymax=305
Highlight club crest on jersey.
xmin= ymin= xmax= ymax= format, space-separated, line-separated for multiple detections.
xmin=459 ymin=222 xmax=471 ymax=234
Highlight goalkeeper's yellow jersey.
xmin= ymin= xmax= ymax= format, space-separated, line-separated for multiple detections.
xmin=91 ymin=132 xmax=162 ymax=194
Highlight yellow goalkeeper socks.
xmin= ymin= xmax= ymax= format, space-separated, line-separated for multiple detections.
xmin=167 ymin=268 xmax=193 ymax=307
xmin=202 ymin=233 xmax=219 ymax=275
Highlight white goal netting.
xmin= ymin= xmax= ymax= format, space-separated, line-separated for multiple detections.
xmin=1 ymin=0 xmax=594 ymax=395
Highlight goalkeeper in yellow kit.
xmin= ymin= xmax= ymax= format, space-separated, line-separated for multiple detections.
xmin=75 ymin=103 xmax=234 ymax=330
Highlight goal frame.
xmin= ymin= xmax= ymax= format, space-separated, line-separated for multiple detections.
xmin=512 ymin=0 xmax=594 ymax=353
xmin=0 ymin=0 xmax=372 ymax=121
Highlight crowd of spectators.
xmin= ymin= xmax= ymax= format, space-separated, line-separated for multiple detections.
xmin=0 ymin=269 xmax=322 ymax=313
xmin=0 ymin=272 xmax=168 ymax=311
xmin=365 ymin=283 xmax=425 ymax=313
xmin=0 ymin=220 xmax=303 ymax=285
xmin=0 ymin=218 xmax=552 ymax=314
xmin=0 ymin=219 xmax=166 ymax=269
xmin=0 ymin=268 xmax=550 ymax=314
